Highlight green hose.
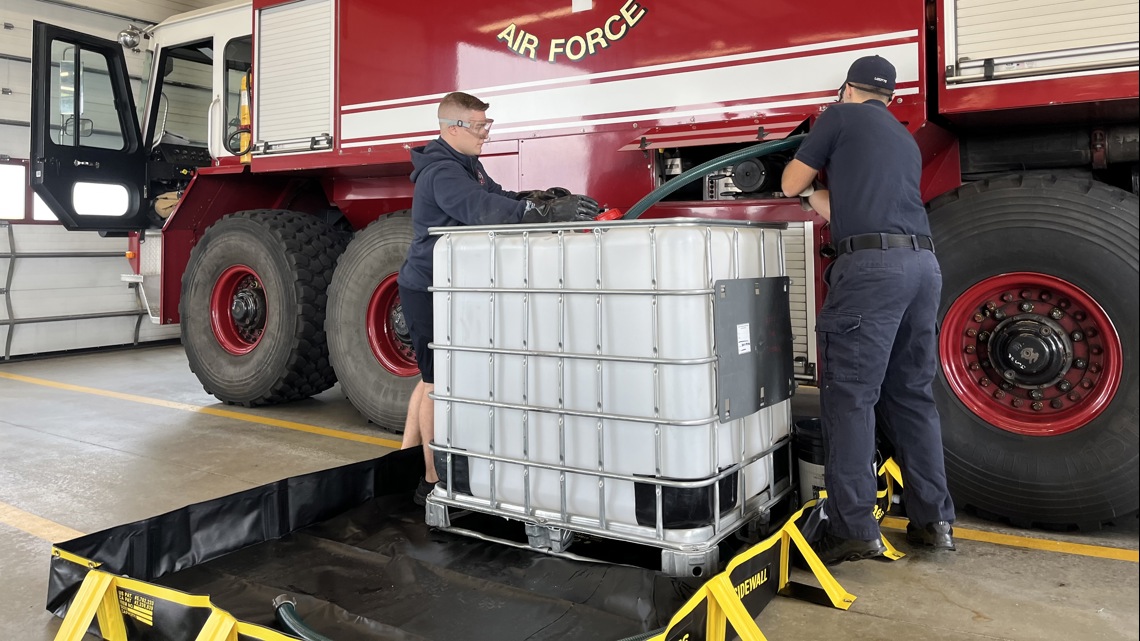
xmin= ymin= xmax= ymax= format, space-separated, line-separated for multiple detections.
xmin=621 ymin=134 xmax=807 ymax=220
xmin=273 ymin=595 xmax=334 ymax=641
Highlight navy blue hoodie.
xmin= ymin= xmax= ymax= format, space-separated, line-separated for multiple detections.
xmin=397 ymin=138 xmax=526 ymax=291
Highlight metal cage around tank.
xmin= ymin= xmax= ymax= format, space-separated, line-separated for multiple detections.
xmin=423 ymin=218 xmax=797 ymax=576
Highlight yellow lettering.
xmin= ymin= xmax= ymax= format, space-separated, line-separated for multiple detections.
xmin=540 ymin=4 xmax=650 ymax=63
xmin=604 ymin=14 xmax=627 ymax=40
xmin=497 ymin=23 xmax=517 ymax=46
xmin=519 ymin=32 xmax=539 ymax=59
xmin=565 ymin=35 xmax=588 ymax=61
xmin=548 ymin=38 xmax=566 ymax=62
xmin=585 ymin=27 xmax=607 ymax=55
xmin=620 ymin=0 xmax=647 ymax=27
xmin=733 ymin=567 xmax=770 ymax=599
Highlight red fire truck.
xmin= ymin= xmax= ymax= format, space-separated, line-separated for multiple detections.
xmin=29 ymin=0 xmax=1138 ymax=528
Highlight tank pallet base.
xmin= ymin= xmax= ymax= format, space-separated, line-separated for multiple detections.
xmin=424 ymin=485 xmax=796 ymax=578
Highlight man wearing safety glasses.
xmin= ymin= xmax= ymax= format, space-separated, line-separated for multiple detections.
xmin=397 ymin=91 xmax=600 ymax=505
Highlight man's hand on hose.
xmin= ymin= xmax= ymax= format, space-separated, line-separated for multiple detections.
xmin=521 ymin=194 xmax=601 ymax=223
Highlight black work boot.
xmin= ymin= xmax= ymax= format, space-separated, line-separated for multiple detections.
xmin=413 ymin=477 xmax=436 ymax=506
xmin=906 ymin=520 xmax=956 ymax=550
xmin=813 ymin=532 xmax=887 ymax=566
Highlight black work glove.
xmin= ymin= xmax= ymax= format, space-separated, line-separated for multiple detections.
xmin=521 ymin=194 xmax=601 ymax=223
xmin=544 ymin=187 xmax=572 ymax=198
xmin=514 ymin=186 xmax=572 ymax=202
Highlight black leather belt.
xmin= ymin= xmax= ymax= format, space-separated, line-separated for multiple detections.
xmin=836 ymin=233 xmax=935 ymax=255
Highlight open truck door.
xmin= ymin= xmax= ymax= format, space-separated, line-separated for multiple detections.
xmin=30 ymin=22 xmax=149 ymax=233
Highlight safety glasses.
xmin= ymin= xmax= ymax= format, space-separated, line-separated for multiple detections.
xmin=440 ymin=118 xmax=494 ymax=136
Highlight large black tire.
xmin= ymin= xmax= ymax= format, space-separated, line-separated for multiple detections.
xmin=929 ymin=174 xmax=1139 ymax=527
xmin=180 ymin=210 xmax=348 ymax=405
xmin=327 ymin=212 xmax=419 ymax=430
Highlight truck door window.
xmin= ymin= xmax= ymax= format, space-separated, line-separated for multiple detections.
xmin=150 ymin=41 xmax=212 ymax=148
xmin=223 ymin=37 xmax=252 ymax=155
xmin=49 ymin=41 xmax=124 ymax=150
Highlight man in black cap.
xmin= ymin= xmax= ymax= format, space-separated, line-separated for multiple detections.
xmin=781 ymin=55 xmax=956 ymax=565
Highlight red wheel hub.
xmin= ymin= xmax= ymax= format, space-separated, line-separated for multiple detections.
xmin=940 ymin=272 xmax=1122 ymax=436
xmin=210 ymin=265 xmax=266 ymax=355
xmin=367 ymin=273 xmax=419 ymax=377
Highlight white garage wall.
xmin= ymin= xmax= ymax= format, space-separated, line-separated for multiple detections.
xmin=1 ymin=0 xmax=231 ymax=358
xmin=0 ymin=222 xmax=182 ymax=358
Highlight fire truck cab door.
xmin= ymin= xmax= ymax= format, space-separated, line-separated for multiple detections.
xmin=30 ymin=22 xmax=148 ymax=233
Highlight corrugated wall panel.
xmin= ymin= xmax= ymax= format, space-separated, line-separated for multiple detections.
xmin=0 ymin=224 xmax=179 ymax=358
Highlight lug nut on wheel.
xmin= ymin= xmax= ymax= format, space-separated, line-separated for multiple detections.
xmin=1032 ymin=401 xmax=1044 ymax=411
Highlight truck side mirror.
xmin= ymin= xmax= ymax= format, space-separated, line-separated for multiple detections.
xmin=61 ymin=116 xmax=93 ymax=138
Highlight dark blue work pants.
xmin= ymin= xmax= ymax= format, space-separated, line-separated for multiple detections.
xmin=817 ymin=247 xmax=955 ymax=540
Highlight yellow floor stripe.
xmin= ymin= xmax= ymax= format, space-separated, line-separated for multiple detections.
xmin=0 ymin=500 xmax=85 ymax=542
xmin=6 ymin=371 xmax=1136 ymax=563
xmin=881 ymin=516 xmax=1139 ymax=563
xmin=0 ymin=371 xmax=403 ymax=449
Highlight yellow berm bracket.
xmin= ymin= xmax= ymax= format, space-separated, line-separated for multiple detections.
xmin=52 ymin=555 xmax=298 ymax=641
xmin=646 ymin=458 xmax=908 ymax=640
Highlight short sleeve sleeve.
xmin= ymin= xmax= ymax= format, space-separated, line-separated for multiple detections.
xmin=794 ymin=107 xmax=843 ymax=170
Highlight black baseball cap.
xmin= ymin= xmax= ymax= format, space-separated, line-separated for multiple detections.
xmin=844 ymin=55 xmax=896 ymax=93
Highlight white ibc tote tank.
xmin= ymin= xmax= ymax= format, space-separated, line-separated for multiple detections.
xmin=428 ymin=218 xmax=795 ymax=572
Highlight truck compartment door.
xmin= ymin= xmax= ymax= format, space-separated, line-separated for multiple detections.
xmin=946 ymin=0 xmax=1140 ymax=83
xmin=30 ymin=22 xmax=148 ymax=232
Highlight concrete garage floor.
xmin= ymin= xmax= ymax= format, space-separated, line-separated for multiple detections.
xmin=1 ymin=344 xmax=1136 ymax=641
